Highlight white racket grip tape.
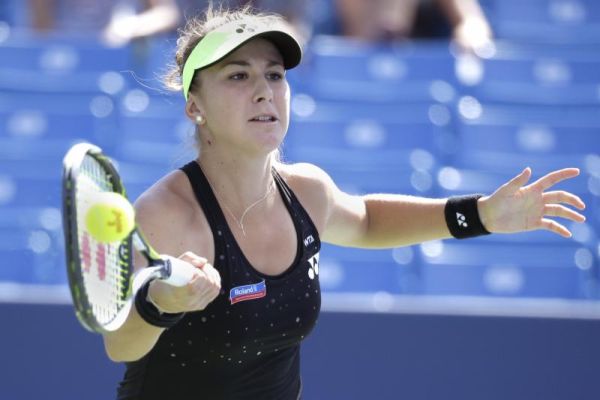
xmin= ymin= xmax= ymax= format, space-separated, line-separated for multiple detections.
xmin=161 ymin=255 xmax=198 ymax=286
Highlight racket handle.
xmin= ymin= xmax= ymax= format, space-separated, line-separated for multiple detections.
xmin=161 ymin=255 xmax=197 ymax=286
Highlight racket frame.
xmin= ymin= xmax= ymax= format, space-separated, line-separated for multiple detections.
xmin=62 ymin=143 xmax=160 ymax=333
xmin=62 ymin=143 xmax=197 ymax=333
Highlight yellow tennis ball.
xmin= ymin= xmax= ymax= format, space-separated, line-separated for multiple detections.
xmin=85 ymin=192 xmax=135 ymax=243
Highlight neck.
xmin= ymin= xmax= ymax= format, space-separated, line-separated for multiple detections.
xmin=196 ymin=149 xmax=276 ymax=212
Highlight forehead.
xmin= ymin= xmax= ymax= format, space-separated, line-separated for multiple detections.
xmin=217 ymin=38 xmax=284 ymax=67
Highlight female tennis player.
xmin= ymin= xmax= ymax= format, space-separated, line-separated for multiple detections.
xmin=107 ymin=5 xmax=586 ymax=399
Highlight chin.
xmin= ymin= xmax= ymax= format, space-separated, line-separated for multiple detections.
xmin=254 ymin=128 xmax=286 ymax=150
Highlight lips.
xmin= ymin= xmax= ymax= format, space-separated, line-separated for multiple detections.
xmin=249 ymin=114 xmax=278 ymax=122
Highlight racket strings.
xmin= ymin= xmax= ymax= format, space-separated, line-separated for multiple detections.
xmin=76 ymin=155 xmax=130 ymax=325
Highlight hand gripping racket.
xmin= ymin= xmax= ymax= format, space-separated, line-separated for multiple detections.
xmin=62 ymin=142 xmax=197 ymax=333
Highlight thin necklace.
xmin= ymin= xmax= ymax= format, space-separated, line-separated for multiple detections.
xmin=202 ymin=167 xmax=276 ymax=236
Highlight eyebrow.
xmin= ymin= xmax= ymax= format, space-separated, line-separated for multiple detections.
xmin=220 ymin=59 xmax=284 ymax=69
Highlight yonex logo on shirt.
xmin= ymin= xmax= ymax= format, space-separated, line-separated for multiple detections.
xmin=307 ymin=253 xmax=319 ymax=280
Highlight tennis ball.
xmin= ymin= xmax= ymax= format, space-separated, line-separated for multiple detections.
xmin=85 ymin=192 xmax=135 ymax=243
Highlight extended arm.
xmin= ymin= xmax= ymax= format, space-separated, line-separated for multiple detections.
xmin=321 ymin=167 xmax=585 ymax=248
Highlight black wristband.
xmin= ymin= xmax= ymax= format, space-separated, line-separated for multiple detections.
xmin=444 ymin=194 xmax=491 ymax=239
xmin=135 ymin=281 xmax=186 ymax=328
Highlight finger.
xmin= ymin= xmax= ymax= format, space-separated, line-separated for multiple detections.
xmin=179 ymin=251 xmax=208 ymax=268
xmin=188 ymin=265 xmax=208 ymax=285
xmin=203 ymin=264 xmax=222 ymax=289
xmin=499 ymin=167 xmax=532 ymax=193
xmin=529 ymin=168 xmax=580 ymax=191
xmin=542 ymin=191 xmax=586 ymax=210
xmin=194 ymin=265 xmax=221 ymax=297
xmin=544 ymin=204 xmax=586 ymax=222
xmin=199 ymin=261 xmax=219 ymax=283
xmin=191 ymin=283 xmax=221 ymax=310
xmin=190 ymin=292 xmax=215 ymax=311
xmin=539 ymin=218 xmax=571 ymax=238
xmin=199 ymin=292 xmax=220 ymax=310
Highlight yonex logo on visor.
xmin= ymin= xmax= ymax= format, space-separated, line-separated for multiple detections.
xmin=182 ymin=19 xmax=302 ymax=100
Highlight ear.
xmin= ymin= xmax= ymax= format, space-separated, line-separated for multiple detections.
xmin=185 ymin=93 xmax=205 ymax=122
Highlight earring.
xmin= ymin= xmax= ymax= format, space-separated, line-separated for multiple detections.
xmin=195 ymin=115 xmax=205 ymax=125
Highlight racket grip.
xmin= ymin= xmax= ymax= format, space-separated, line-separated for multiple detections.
xmin=161 ymin=255 xmax=197 ymax=286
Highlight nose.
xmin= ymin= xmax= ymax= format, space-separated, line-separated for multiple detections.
xmin=253 ymin=77 xmax=273 ymax=103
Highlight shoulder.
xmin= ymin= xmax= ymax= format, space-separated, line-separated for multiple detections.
xmin=135 ymin=170 xmax=195 ymax=225
xmin=275 ymin=162 xmax=337 ymax=232
xmin=134 ymin=169 xmax=208 ymax=255
xmin=276 ymin=162 xmax=335 ymax=191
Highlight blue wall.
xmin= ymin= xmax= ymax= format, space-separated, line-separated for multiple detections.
xmin=2 ymin=302 xmax=599 ymax=400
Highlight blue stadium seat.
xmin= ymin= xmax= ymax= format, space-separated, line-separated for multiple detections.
xmin=483 ymin=0 xmax=600 ymax=25
xmin=291 ymin=95 xmax=454 ymax=125
xmin=454 ymin=54 xmax=600 ymax=104
xmin=0 ymin=40 xmax=131 ymax=72
xmin=0 ymin=176 xmax=61 ymax=207
xmin=0 ymin=158 xmax=62 ymax=184
xmin=319 ymin=244 xmax=420 ymax=294
xmin=292 ymin=78 xmax=458 ymax=104
xmin=0 ymin=208 xmax=66 ymax=285
xmin=490 ymin=39 xmax=600 ymax=59
xmin=315 ymin=164 xmax=436 ymax=196
xmin=478 ymin=57 xmax=600 ymax=85
xmin=291 ymin=37 xmax=459 ymax=103
xmin=0 ymin=68 xmax=131 ymax=96
xmin=117 ymin=90 xmax=185 ymax=119
xmin=285 ymin=116 xmax=443 ymax=196
xmin=0 ymin=137 xmax=77 ymax=161
xmin=462 ymin=81 xmax=600 ymax=105
xmin=455 ymin=99 xmax=600 ymax=128
xmin=118 ymin=114 xmax=193 ymax=144
xmin=286 ymin=118 xmax=452 ymax=160
xmin=481 ymin=0 xmax=600 ymax=43
xmin=457 ymin=123 xmax=599 ymax=157
xmin=0 ymin=90 xmax=120 ymax=153
xmin=0 ymin=109 xmax=100 ymax=139
xmin=0 ymin=206 xmax=61 ymax=230
xmin=418 ymin=240 xmax=597 ymax=298
xmin=302 ymin=36 xmax=456 ymax=83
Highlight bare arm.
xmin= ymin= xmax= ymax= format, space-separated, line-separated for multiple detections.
xmin=318 ymin=166 xmax=586 ymax=248
xmin=103 ymin=0 xmax=181 ymax=46
xmin=128 ymin=0 xmax=181 ymax=38
xmin=435 ymin=0 xmax=493 ymax=51
xmin=28 ymin=0 xmax=56 ymax=31
xmin=321 ymin=180 xmax=451 ymax=248
xmin=103 ymin=180 xmax=220 ymax=362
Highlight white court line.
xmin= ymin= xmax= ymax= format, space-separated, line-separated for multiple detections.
xmin=322 ymin=292 xmax=600 ymax=320
xmin=0 ymin=283 xmax=71 ymax=304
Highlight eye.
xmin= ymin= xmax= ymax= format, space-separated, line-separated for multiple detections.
xmin=229 ymin=72 xmax=248 ymax=80
xmin=267 ymin=72 xmax=284 ymax=81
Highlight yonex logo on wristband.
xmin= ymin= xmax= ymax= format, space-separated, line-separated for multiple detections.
xmin=456 ymin=212 xmax=468 ymax=228
xmin=445 ymin=195 xmax=490 ymax=239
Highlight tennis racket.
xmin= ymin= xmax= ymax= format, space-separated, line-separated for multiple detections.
xmin=62 ymin=142 xmax=196 ymax=333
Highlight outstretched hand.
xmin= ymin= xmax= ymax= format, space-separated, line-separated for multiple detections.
xmin=478 ymin=168 xmax=586 ymax=238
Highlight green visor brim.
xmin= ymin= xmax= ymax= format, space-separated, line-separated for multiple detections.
xmin=182 ymin=21 xmax=302 ymax=99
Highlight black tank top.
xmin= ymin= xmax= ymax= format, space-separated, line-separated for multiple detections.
xmin=117 ymin=162 xmax=321 ymax=400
